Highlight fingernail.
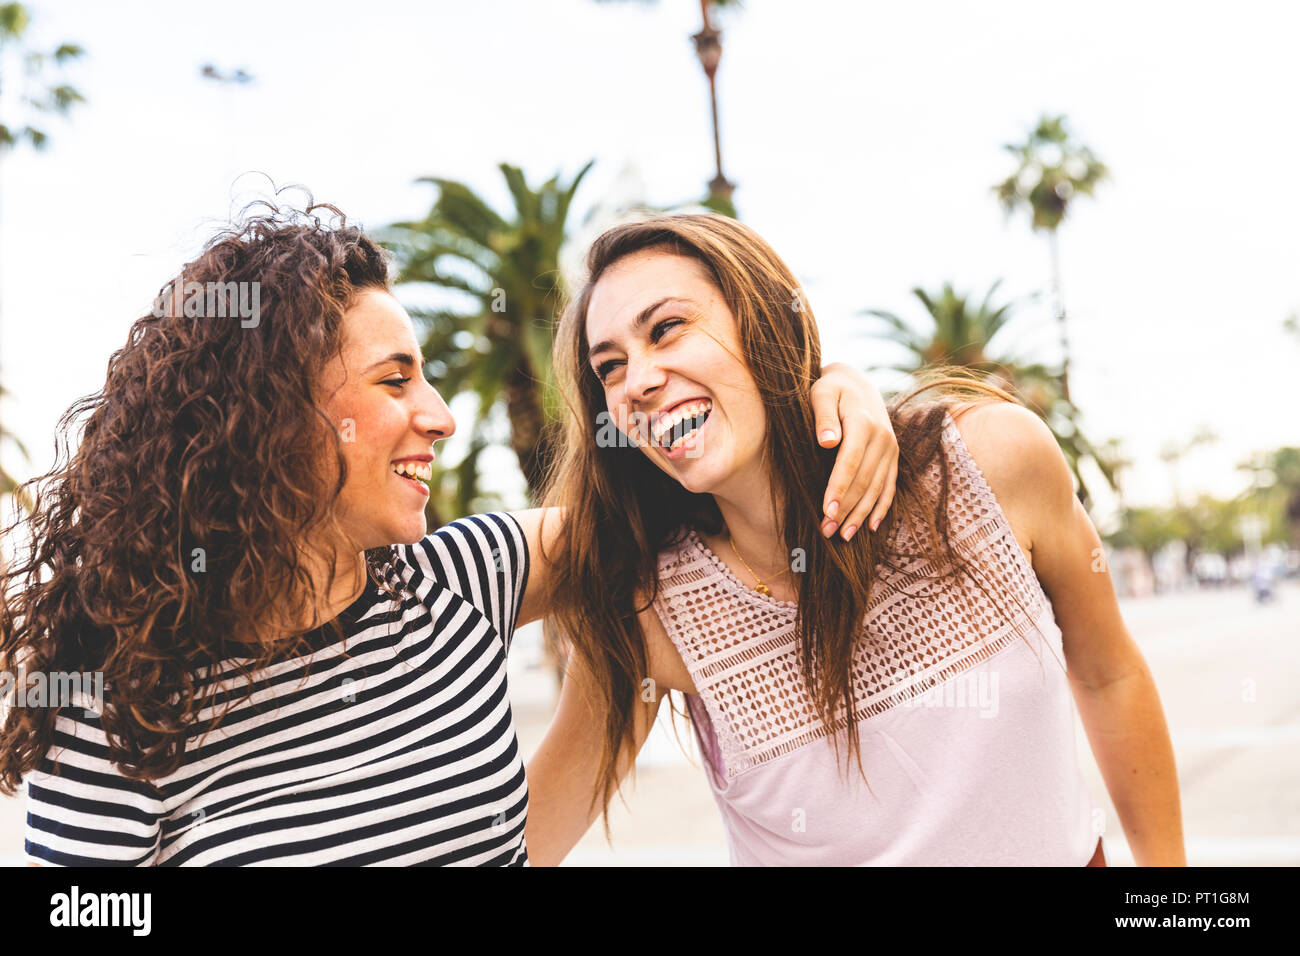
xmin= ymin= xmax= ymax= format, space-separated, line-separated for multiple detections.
xmin=825 ymin=500 xmax=839 ymax=520
xmin=820 ymin=429 xmax=837 ymax=443
xmin=842 ymin=524 xmax=858 ymax=541
xmin=870 ymin=517 xmax=880 ymax=532
xmin=822 ymin=520 xmax=838 ymax=537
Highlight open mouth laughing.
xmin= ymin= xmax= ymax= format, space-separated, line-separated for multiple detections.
xmin=649 ymin=398 xmax=712 ymax=454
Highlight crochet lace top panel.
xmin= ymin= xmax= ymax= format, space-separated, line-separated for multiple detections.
xmin=651 ymin=411 xmax=1097 ymax=865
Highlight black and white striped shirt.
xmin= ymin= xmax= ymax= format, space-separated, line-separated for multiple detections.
xmin=24 ymin=513 xmax=530 ymax=866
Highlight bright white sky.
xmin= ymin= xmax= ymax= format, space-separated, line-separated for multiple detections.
xmin=2 ymin=0 xmax=1297 ymax=527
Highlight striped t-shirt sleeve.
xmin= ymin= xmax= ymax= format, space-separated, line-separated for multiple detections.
xmin=25 ymin=710 xmax=165 ymax=866
xmin=399 ymin=512 xmax=530 ymax=654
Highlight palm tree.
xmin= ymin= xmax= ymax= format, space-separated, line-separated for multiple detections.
xmin=993 ymin=114 xmax=1107 ymax=402
xmin=0 ymin=3 xmax=84 ymax=520
xmin=379 ymin=161 xmax=593 ymax=520
xmin=1159 ymin=426 xmax=1218 ymax=510
xmin=864 ymin=280 xmax=1116 ymax=506
xmin=0 ymin=3 xmax=83 ymax=150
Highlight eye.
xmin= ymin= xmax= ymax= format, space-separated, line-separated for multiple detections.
xmin=593 ymin=359 xmax=623 ymax=383
xmin=649 ymin=317 xmax=684 ymax=343
xmin=382 ymin=376 xmax=413 ymax=389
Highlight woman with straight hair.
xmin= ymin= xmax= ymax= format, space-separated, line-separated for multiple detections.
xmin=526 ymin=213 xmax=1186 ymax=867
xmin=1 ymin=199 xmax=896 ymax=866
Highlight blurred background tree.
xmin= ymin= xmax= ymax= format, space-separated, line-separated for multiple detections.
xmin=862 ymin=279 xmax=1116 ymax=507
xmin=1159 ymin=426 xmax=1219 ymax=510
xmin=994 ymin=113 xmax=1107 ymax=403
xmin=1105 ymin=504 xmax=1194 ymax=567
xmin=1241 ymin=447 xmax=1300 ymax=548
xmin=379 ymin=160 xmax=593 ymax=527
xmin=0 ymin=2 xmax=83 ymax=514
xmin=1104 ymin=443 xmax=1298 ymax=570
xmin=0 ymin=3 xmax=82 ymax=150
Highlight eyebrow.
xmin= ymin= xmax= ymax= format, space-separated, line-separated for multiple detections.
xmin=587 ymin=297 xmax=694 ymax=362
xmin=364 ymin=351 xmax=421 ymax=372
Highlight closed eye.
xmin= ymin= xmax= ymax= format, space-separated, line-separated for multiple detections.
xmin=592 ymin=318 xmax=685 ymax=382
xmin=649 ymin=317 xmax=684 ymax=343
xmin=594 ymin=359 xmax=622 ymax=383
xmin=382 ymin=377 xmax=413 ymax=388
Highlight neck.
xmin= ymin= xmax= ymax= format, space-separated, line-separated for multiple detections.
xmin=256 ymin=542 xmax=368 ymax=646
xmin=299 ymin=544 xmax=368 ymax=630
xmin=711 ymin=467 xmax=787 ymax=576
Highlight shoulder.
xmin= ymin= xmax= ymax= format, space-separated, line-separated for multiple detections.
xmin=947 ymin=400 xmax=1075 ymax=547
xmin=948 ymin=400 xmax=1057 ymax=464
xmin=434 ymin=511 xmax=528 ymax=557
xmin=392 ymin=513 xmax=531 ymax=642
xmin=397 ymin=512 xmax=529 ymax=584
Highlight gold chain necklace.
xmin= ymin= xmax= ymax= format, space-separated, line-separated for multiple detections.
xmin=728 ymin=534 xmax=787 ymax=597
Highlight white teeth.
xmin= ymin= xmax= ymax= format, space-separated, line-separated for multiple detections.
xmin=651 ymin=400 xmax=712 ymax=444
xmin=392 ymin=461 xmax=432 ymax=481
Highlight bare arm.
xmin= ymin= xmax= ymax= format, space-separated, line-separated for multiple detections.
xmin=509 ymin=506 xmax=562 ymax=629
xmin=955 ymin=402 xmax=1186 ymax=867
xmin=523 ymin=648 xmax=664 ymax=866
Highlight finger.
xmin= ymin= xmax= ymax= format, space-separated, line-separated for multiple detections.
xmin=867 ymin=459 xmax=899 ymax=533
xmin=822 ymin=409 xmax=869 ymax=525
xmin=840 ymin=457 xmax=890 ymax=541
xmin=846 ymin=428 xmax=898 ymax=536
xmin=836 ymin=430 xmax=885 ymax=539
xmin=809 ymin=381 xmax=842 ymax=447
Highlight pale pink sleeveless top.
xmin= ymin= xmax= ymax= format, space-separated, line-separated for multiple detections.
xmin=652 ymin=411 xmax=1098 ymax=865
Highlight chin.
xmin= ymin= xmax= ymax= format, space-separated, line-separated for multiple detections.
xmin=387 ymin=515 xmax=429 ymax=546
xmin=670 ymin=461 xmax=727 ymax=496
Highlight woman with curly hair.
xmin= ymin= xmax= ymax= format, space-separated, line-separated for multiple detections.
xmin=0 ymin=201 xmax=896 ymax=866
xmin=526 ymin=213 xmax=1185 ymax=866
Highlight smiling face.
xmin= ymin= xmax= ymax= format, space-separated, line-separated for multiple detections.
xmin=584 ymin=249 xmax=767 ymax=496
xmin=317 ymin=288 xmax=455 ymax=549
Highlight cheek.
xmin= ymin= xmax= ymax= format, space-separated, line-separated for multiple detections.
xmin=606 ymin=391 xmax=639 ymax=441
xmin=700 ymin=349 xmax=758 ymax=413
xmin=330 ymin=394 xmax=397 ymax=471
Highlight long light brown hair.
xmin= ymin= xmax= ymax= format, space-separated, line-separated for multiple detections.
xmin=0 ymin=198 xmax=398 ymax=792
xmin=542 ymin=213 xmax=1029 ymax=824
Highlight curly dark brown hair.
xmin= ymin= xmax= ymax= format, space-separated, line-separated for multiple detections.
xmin=0 ymin=195 xmax=398 ymax=793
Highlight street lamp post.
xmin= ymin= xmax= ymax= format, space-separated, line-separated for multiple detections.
xmin=692 ymin=8 xmax=734 ymax=206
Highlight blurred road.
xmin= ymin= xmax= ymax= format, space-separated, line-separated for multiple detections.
xmin=4 ymin=579 xmax=1296 ymax=866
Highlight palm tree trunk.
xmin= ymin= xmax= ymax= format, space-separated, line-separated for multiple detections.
xmin=503 ymin=362 xmax=554 ymax=499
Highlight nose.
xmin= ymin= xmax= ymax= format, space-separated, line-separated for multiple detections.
xmin=624 ymin=350 xmax=668 ymax=406
xmin=414 ymin=378 xmax=456 ymax=442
